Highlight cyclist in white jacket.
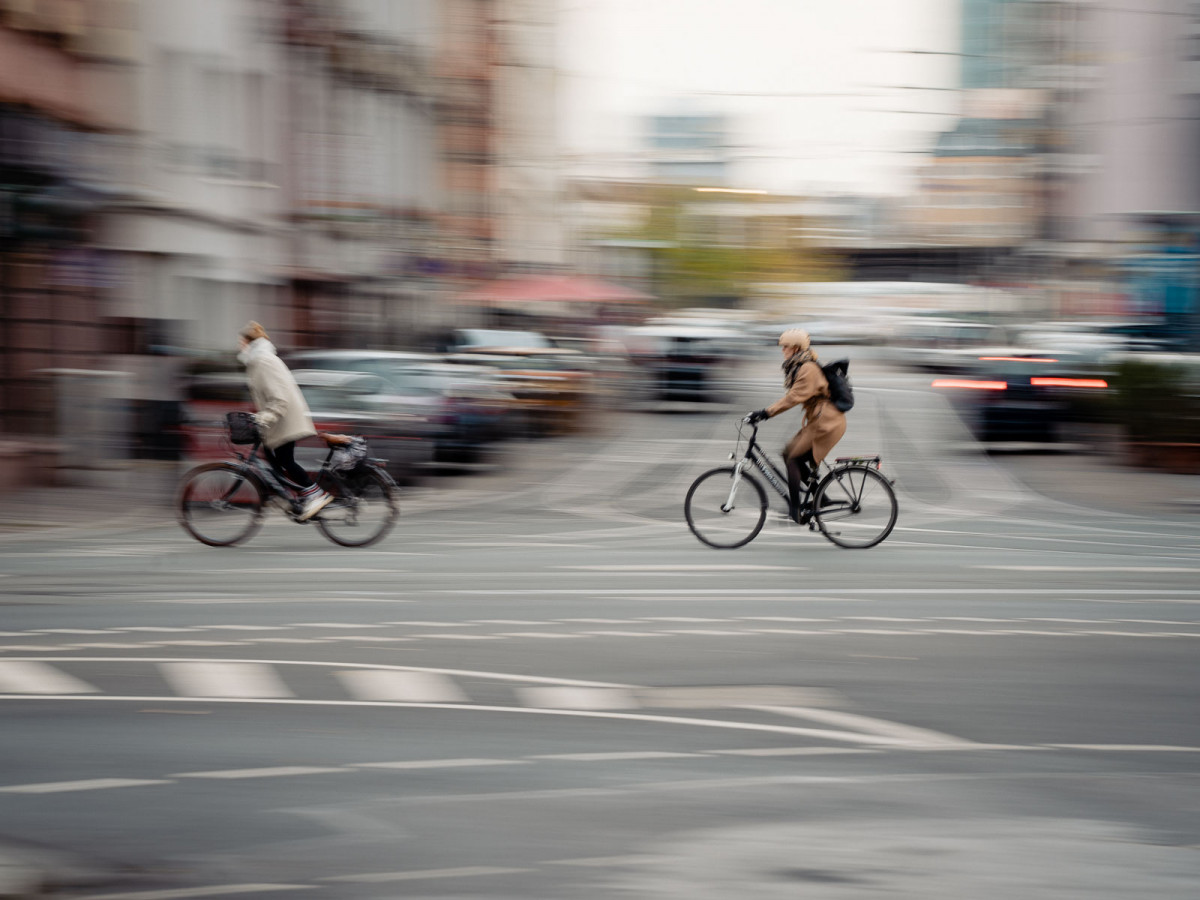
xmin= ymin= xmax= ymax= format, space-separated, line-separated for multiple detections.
xmin=237 ymin=321 xmax=332 ymax=520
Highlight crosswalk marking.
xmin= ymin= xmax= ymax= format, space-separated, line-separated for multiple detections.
xmin=159 ymin=662 xmax=293 ymax=699
xmin=337 ymin=670 xmax=468 ymax=703
xmin=0 ymin=660 xmax=98 ymax=694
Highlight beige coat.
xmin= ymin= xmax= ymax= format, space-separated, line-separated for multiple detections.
xmin=765 ymin=359 xmax=846 ymax=464
xmin=241 ymin=339 xmax=316 ymax=449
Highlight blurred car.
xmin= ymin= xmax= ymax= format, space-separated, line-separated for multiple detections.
xmin=753 ymin=317 xmax=878 ymax=347
xmin=182 ymin=368 xmax=434 ymax=480
xmin=888 ymin=317 xmax=1007 ymax=371
xmin=290 ymin=369 xmax=435 ymax=478
xmin=622 ymin=322 xmax=741 ymax=404
xmin=181 ymin=371 xmax=255 ymax=462
xmin=931 ymin=349 xmax=1110 ymax=443
xmin=1013 ymin=319 xmax=1172 ymax=365
xmin=447 ymin=346 xmax=592 ymax=435
xmin=444 ymin=328 xmax=555 ymax=352
xmin=286 ymin=350 xmax=512 ymax=463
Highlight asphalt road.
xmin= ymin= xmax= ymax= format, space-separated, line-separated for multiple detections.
xmin=1 ymin=349 xmax=1199 ymax=898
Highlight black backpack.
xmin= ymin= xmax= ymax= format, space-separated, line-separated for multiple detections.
xmin=821 ymin=359 xmax=854 ymax=413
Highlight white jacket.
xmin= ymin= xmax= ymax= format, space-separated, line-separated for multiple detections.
xmin=239 ymin=338 xmax=316 ymax=449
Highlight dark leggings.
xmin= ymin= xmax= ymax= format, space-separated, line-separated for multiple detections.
xmin=786 ymin=450 xmax=817 ymax=516
xmin=263 ymin=441 xmax=313 ymax=490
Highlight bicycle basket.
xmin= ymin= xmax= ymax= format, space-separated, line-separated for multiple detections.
xmin=226 ymin=411 xmax=259 ymax=444
xmin=329 ymin=436 xmax=369 ymax=472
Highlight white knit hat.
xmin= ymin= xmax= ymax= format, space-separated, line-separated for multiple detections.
xmin=778 ymin=328 xmax=810 ymax=349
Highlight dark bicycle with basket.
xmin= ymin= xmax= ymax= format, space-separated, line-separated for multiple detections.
xmin=176 ymin=411 xmax=398 ymax=547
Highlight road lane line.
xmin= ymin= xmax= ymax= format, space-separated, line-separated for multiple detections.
xmin=556 ymin=565 xmax=806 ymax=571
xmin=531 ymin=751 xmax=701 ymax=761
xmin=519 ymin=687 xmax=637 ymax=710
xmin=159 ymin=662 xmax=293 ymax=699
xmin=337 ymin=670 xmax=468 ymax=703
xmin=0 ymin=694 xmax=994 ymax=745
xmin=1047 ymin=744 xmax=1200 ymax=752
xmin=172 ymin=767 xmax=349 ymax=779
xmin=76 ymin=884 xmax=313 ymax=899
xmin=323 ymin=867 xmax=530 ymax=883
xmin=353 ymin=758 xmax=528 ymax=770
xmin=713 ymin=747 xmax=879 ymax=756
xmin=975 ymin=566 xmax=1200 ymax=573
xmin=0 ymin=661 xmax=98 ymax=694
xmin=0 ymin=778 xmax=170 ymax=794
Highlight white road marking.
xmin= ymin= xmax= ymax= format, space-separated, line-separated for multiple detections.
xmin=713 ymin=747 xmax=879 ymax=756
xmin=172 ymin=766 xmax=349 ymax=779
xmin=159 ymin=662 xmax=293 ymax=699
xmin=747 ymin=705 xmax=978 ymax=749
xmin=975 ymin=566 xmax=1200 ymax=573
xmin=531 ymin=751 xmax=701 ymax=761
xmin=0 ymin=778 xmax=169 ymax=794
xmin=0 ymin=661 xmax=98 ymax=694
xmin=337 ymin=670 xmax=468 ymax=703
xmin=353 ymin=758 xmax=528 ymax=770
xmin=519 ymin=687 xmax=637 ymax=710
xmin=76 ymin=884 xmax=313 ymax=899
xmin=557 ymin=565 xmax=805 ymax=571
xmin=545 ymin=855 xmax=669 ymax=867
xmin=323 ymin=867 xmax=530 ymax=883
xmin=1047 ymin=744 xmax=1200 ymax=752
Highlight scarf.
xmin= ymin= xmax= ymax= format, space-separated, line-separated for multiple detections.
xmin=781 ymin=347 xmax=819 ymax=388
xmin=238 ymin=337 xmax=277 ymax=367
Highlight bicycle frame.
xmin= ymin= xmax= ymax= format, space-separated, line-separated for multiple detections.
xmin=723 ymin=421 xmax=820 ymax=511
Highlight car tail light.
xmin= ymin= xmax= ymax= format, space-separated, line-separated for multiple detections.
xmin=931 ymin=379 xmax=1007 ymax=391
xmin=1030 ymin=377 xmax=1108 ymax=389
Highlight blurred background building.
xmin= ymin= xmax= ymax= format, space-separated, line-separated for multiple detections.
xmin=1 ymin=0 xmax=1198 ymax=478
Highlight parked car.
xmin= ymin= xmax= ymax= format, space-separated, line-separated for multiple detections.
xmin=888 ymin=317 xmax=1008 ymax=371
xmin=286 ymin=350 xmax=512 ymax=463
xmin=447 ymin=346 xmax=592 ymax=435
xmin=622 ymin=322 xmax=742 ymax=404
xmin=181 ymin=368 xmax=435 ymax=480
xmin=931 ymin=349 xmax=1110 ymax=443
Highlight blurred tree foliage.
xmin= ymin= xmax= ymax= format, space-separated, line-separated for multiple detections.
xmin=1109 ymin=359 xmax=1200 ymax=444
xmin=615 ymin=187 xmax=844 ymax=305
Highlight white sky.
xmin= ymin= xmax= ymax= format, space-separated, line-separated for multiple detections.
xmin=557 ymin=0 xmax=962 ymax=196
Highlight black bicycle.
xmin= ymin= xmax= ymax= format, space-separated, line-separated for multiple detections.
xmin=177 ymin=415 xmax=399 ymax=548
xmin=685 ymin=417 xmax=898 ymax=549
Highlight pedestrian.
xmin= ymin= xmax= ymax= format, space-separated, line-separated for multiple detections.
xmin=237 ymin=321 xmax=332 ymax=521
xmin=747 ymin=329 xmax=847 ymax=522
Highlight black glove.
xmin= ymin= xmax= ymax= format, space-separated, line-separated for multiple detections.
xmin=746 ymin=409 xmax=769 ymax=424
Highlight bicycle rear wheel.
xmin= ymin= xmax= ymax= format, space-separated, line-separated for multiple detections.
xmin=316 ymin=467 xmax=398 ymax=548
xmin=685 ymin=465 xmax=768 ymax=549
xmin=177 ymin=462 xmax=265 ymax=547
xmin=813 ymin=465 xmax=897 ymax=549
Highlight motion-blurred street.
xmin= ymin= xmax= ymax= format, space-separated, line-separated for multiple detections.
xmin=2 ymin=348 xmax=1198 ymax=898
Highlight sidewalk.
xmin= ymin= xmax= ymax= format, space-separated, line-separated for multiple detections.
xmin=990 ymin=449 xmax=1200 ymax=518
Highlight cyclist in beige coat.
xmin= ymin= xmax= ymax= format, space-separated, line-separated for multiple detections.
xmin=747 ymin=329 xmax=847 ymax=522
xmin=238 ymin=321 xmax=332 ymax=520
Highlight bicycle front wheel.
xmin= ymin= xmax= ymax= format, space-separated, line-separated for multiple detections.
xmin=177 ymin=462 xmax=265 ymax=547
xmin=685 ymin=465 xmax=768 ymax=549
xmin=813 ymin=465 xmax=897 ymax=549
xmin=316 ymin=467 xmax=398 ymax=548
